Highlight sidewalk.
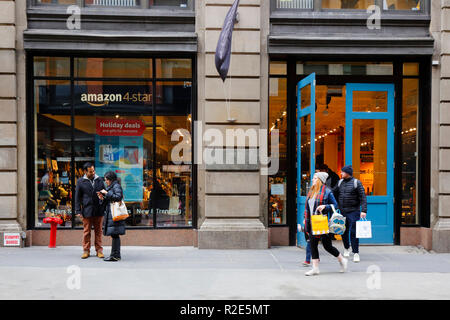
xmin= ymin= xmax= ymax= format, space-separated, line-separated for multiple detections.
xmin=1 ymin=243 xmax=450 ymax=300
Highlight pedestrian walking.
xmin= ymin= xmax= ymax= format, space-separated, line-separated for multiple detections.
xmin=333 ymin=165 xmax=367 ymax=263
xmin=304 ymin=172 xmax=348 ymax=276
xmin=75 ymin=162 xmax=106 ymax=259
xmin=98 ymin=171 xmax=126 ymax=262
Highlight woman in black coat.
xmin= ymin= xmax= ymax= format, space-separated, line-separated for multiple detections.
xmin=98 ymin=171 xmax=126 ymax=262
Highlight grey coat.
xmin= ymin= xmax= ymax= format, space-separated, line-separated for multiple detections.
xmin=102 ymin=180 xmax=126 ymax=237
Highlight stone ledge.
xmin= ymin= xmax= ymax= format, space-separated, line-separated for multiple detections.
xmin=432 ymin=218 xmax=450 ymax=253
xmin=198 ymin=218 xmax=268 ymax=249
xmin=0 ymin=221 xmax=22 ymax=233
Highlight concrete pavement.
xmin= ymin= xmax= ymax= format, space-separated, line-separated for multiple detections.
xmin=1 ymin=243 xmax=450 ymax=300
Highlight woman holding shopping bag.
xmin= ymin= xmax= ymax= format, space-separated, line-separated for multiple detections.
xmin=98 ymin=171 xmax=126 ymax=262
xmin=303 ymin=172 xmax=348 ymax=276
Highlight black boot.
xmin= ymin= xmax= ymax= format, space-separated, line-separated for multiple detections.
xmin=104 ymin=256 xmax=119 ymax=262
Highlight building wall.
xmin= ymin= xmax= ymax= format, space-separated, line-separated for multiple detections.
xmin=196 ymin=0 xmax=269 ymax=249
xmin=0 ymin=0 xmax=26 ymax=241
xmin=433 ymin=0 xmax=450 ymax=252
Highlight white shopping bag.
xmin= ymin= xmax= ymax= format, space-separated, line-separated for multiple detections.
xmin=356 ymin=218 xmax=372 ymax=239
xmin=111 ymin=200 xmax=129 ymax=222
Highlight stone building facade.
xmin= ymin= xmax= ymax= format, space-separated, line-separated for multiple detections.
xmin=0 ymin=0 xmax=27 ymax=240
xmin=432 ymin=0 xmax=450 ymax=252
xmin=0 ymin=0 xmax=448 ymax=252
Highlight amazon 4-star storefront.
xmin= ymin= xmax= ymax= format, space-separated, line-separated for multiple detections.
xmin=28 ymin=55 xmax=197 ymax=245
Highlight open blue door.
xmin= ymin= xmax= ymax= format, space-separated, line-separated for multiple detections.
xmin=296 ymin=73 xmax=316 ymax=247
xmin=345 ymin=83 xmax=395 ymax=244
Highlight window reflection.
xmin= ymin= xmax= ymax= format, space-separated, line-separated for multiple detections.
xmin=34 ymin=57 xmax=70 ymax=78
xmin=156 ymin=59 xmax=192 ymax=79
xmin=75 ymin=58 xmax=153 ymax=79
xmin=155 ymin=116 xmax=192 ymax=227
xmin=353 ymin=91 xmax=388 ymax=113
xmin=269 ymin=78 xmax=287 ymax=225
xmin=322 ymin=0 xmax=374 ymax=9
xmin=35 ymin=80 xmax=73 ymax=228
xmin=150 ymin=0 xmax=188 ymax=7
xmin=297 ymin=62 xmax=393 ymax=76
xmin=353 ymin=119 xmax=388 ymax=196
xmin=383 ymin=0 xmax=421 ymax=10
xmin=402 ymin=78 xmax=419 ymax=224
xmin=36 ymin=0 xmax=77 ymax=4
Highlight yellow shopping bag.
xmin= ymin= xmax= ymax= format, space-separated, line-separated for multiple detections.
xmin=311 ymin=211 xmax=329 ymax=236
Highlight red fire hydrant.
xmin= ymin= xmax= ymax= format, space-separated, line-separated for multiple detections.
xmin=43 ymin=216 xmax=63 ymax=248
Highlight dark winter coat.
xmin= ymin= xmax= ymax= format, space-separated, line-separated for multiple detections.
xmin=102 ymin=180 xmax=126 ymax=237
xmin=325 ymin=169 xmax=340 ymax=189
xmin=74 ymin=175 xmax=105 ymax=218
xmin=332 ymin=177 xmax=367 ymax=214
xmin=304 ymin=185 xmax=339 ymax=237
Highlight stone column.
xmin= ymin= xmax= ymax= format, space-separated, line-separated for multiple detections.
xmin=0 ymin=0 xmax=21 ymax=236
xmin=196 ymin=0 xmax=268 ymax=248
xmin=433 ymin=0 xmax=450 ymax=252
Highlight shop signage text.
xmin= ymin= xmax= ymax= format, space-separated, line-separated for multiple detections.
xmin=81 ymin=92 xmax=152 ymax=107
xmin=96 ymin=119 xmax=146 ymax=136
xmin=3 ymin=233 xmax=21 ymax=246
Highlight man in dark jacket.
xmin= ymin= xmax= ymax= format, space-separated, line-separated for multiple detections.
xmin=333 ymin=165 xmax=367 ymax=263
xmin=318 ymin=164 xmax=340 ymax=189
xmin=75 ymin=162 xmax=106 ymax=259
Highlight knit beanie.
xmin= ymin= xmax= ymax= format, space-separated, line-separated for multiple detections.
xmin=315 ymin=172 xmax=329 ymax=185
xmin=341 ymin=165 xmax=353 ymax=176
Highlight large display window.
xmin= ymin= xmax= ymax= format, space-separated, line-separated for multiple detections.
xmin=31 ymin=56 xmax=194 ymax=229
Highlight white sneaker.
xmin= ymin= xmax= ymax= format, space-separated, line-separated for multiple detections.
xmin=353 ymin=253 xmax=360 ymax=263
xmin=343 ymin=249 xmax=350 ymax=257
xmin=305 ymin=268 xmax=320 ymax=276
xmin=339 ymin=258 xmax=348 ymax=273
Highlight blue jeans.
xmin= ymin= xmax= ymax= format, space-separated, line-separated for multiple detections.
xmin=305 ymin=241 xmax=311 ymax=262
xmin=342 ymin=211 xmax=361 ymax=254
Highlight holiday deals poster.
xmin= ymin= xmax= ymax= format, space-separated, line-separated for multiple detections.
xmin=95 ymin=119 xmax=145 ymax=202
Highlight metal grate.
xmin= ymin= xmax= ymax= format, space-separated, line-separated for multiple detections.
xmin=277 ymin=0 xmax=313 ymax=9
xmin=93 ymin=0 xmax=137 ymax=6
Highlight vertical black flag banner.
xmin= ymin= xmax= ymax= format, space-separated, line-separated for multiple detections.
xmin=214 ymin=0 xmax=240 ymax=82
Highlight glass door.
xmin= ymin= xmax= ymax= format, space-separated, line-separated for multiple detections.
xmin=345 ymin=83 xmax=395 ymax=244
xmin=296 ymin=73 xmax=316 ymax=247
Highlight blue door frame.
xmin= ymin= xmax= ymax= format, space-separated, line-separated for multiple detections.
xmin=296 ymin=79 xmax=395 ymax=246
xmin=345 ymin=83 xmax=395 ymax=244
xmin=296 ymin=73 xmax=315 ymax=248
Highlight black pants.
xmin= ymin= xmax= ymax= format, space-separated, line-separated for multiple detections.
xmin=111 ymin=235 xmax=121 ymax=258
xmin=342 ymin=211 xmax=360 ymax=254
xmin=310 ymin=234 xmax=340 ymax=260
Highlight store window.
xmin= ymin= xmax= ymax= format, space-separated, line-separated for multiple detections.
xmin=297 ymin=62 xmax=393 ymax=76
xmin=75 ymin=58 xmax=153 ymax=79
xmin=383 ymin=0 xmax=421 ymax=10
xmin=321 ymin=0 xmax=374 ymax=9
xmin=35 ymin=79 xmax=73 ymax=228
xmin=35 ymin=0 xmax=76 ymax=4
xmin=149 ymin=0 xmax=188 ymax=7
xmin=32 ymin=56 xmax=194 ymax=229
xmin=269 ymin=62 xmax=288 ymax=225
xmin=401 ymin=64 xmax=419 ymax=224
